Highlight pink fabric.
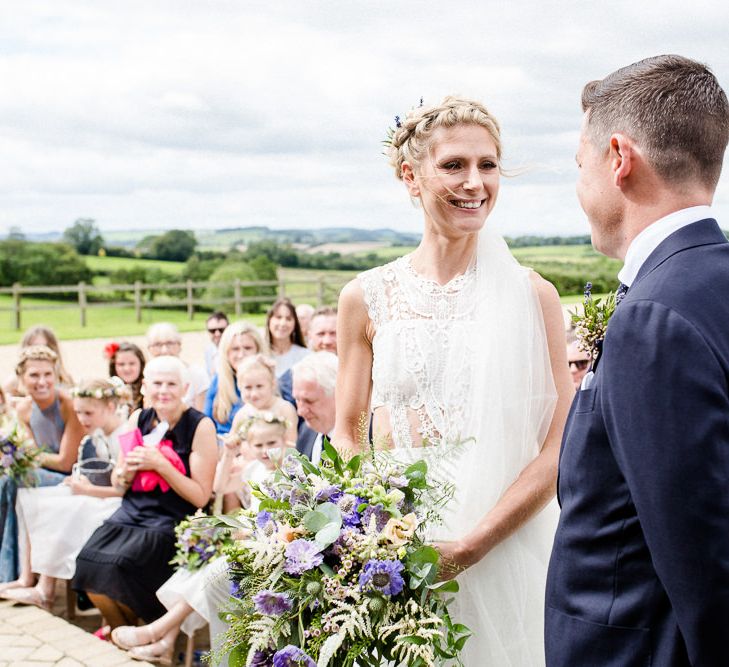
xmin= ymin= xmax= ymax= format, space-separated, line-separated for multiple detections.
xmin=119 ymin=428 xmax=185 ymax=493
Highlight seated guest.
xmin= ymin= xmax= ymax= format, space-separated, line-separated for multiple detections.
xmin=146 ymin=323 xmax=209 ymax=411
xmin=107 ymin=341 xmax=146 ymax=413
xmin=266 ymin=298 xmax=310 ymax=377
xmin=292 ymin=351 xmax=338 ymax=464
xmin=109 ymin=412 xmax=285 ymax=665
xmin=203 ymin=321 xmax=264 ymax=435
xmin=2 ymin=325 xmax=74 ymax=398
xmin=0 ymin=346 xmax=84 ymax=584
xmin=566 ymin=328 xmax=591 ymax=391
xmin=278 ymin=306 xmax=338 ymax=412
xmin=295 ymin=303 xmax=315 ymax=343
xmin=1 ymin=378 xmax=129 ymax=610
xmin=229 ymin=355 xmax=298 ymax=445
xmin=72 ymin=356 xmax=217 ymax=633
xmin=203 ymin=312 xmax=229 ymax=380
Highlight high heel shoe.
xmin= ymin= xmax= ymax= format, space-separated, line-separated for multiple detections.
xmin=110 ymin=624 xmax=156 ymax=650
xmin=127 ymin=639 xmax=173 ymax=665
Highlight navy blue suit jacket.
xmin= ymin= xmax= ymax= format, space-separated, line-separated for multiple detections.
xmin=546 ymin=219 xmax=729 ymax=667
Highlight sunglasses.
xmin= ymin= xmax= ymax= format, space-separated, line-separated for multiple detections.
xmin=208 ymin=327 xmax=226 ymax=335
xmin=568 ymin=359 xmax=590 ymax=371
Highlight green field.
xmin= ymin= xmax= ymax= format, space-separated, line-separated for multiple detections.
xmin=85 ymin=255 xmax=185 ymax=275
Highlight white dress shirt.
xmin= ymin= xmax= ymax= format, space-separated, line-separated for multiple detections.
xmin=311 ymin=430 xmax=334 ymax=466
xmin=618 ymin=205 xmax=713 ymax=287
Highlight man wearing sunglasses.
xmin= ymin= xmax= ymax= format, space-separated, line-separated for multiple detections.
xmin=204 ymin=311 xmax=229 ymax=379
xmin=565 ymin=331 xmax=591 ymax=390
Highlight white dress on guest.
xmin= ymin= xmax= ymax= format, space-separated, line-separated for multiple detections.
xmin=156 ymin=461 xmax=269 ymax=645
xmin=357 ymin=228 xmax=558 ymax=667
xmin=16 ymin=426 xmax=124 ymax=580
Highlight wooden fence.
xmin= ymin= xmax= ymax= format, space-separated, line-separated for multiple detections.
xmin=0 ymin=275 xmax=343 ymax=330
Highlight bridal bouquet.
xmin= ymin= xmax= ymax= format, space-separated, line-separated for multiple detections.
xmin=215 ymin=441 xmax=470 ymax=667
xmin=0 ymin=414 xmax=42 ymax=484
xmin=170 ymin=510 xmax=231 ymax=572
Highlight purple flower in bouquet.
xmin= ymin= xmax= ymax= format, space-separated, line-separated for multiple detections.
xmin=314 ymin=484 xmax=342 ymax=503
xmin=250 ymin=650 xmax=274 ymax=667
xmin=362 ymin=503 xmax=390 ymax=532
xmin=273 ymin=645 xmax=316 ymax=667
xmin=256 ymin=510 xmax=274 ymax=528
xmin=282 ymin=455 xmax=306 ymax=481
xmin=337 ymin=493 xmax=367 ymax=527
xmin=359 ymin=559 xmax=405 ymax=596
xmin=284 ymin=539 xmax=323 ymax=575
xmin=387 ymin=474 xmax=409 ymax=489
xmin=229 ymin=579 xmax=245 ymax=599
xmin=253 ymin=590 xmax=293 ymax=616
xmin=289 ymin=486 xmax=311 ymax=506
xmin=1 ymin=453 xmax=13 ymax=469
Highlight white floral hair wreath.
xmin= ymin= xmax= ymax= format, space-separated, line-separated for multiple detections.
xmin=72 ymin=376 xmax=128 ymax=400
xmin=237 ymin=411 xmax=289 ymax=439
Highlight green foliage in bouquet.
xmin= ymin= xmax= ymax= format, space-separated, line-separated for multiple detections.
xmin=211 ymin=440 xmax=471 ymax=667
xmin=170 ymin=510 xmax=232 ymax=572
xmin=0 ymin=414 xmax=43 ymax=485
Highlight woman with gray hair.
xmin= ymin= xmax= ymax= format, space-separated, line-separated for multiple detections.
xmin=72 ymin=355 xmax=217 ymax=647
xmin=146 ymin=323 xmax=209 ymax=411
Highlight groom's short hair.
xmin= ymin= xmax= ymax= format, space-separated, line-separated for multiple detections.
xmin=581 ymin=54 xmax=729 ymax=190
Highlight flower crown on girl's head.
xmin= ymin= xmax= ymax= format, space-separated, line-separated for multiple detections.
xmin=72 ymin=376 xmax=130 ymax=401
xmin=237 ymin=411 xmax=289 ymax=439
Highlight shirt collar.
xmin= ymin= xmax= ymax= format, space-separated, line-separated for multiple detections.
xmin=618 ymin=205 xmax=713 ymax=287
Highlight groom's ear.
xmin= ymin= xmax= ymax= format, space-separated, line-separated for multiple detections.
xmin=401 ymin=162 xmax=420 ymax=197
xmin=609 ymin=133 xmax=635 ymax=188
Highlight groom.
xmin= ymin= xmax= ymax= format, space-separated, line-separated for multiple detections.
xmin=546 ymin=55 xmax=729 ymax=666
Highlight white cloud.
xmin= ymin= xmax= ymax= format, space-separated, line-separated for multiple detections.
xmin=0 ymin=0 xmax=728 ymax=235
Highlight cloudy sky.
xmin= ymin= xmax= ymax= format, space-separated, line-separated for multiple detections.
xmin=1 ymin=1 xmax=728 ymax=238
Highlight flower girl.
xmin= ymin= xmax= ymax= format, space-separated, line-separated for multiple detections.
xmin=110 ymin=413 xmax=287 ymax=665
xmin=230 ymin=354 xmax=297 ymax=444
xmin=1 ymin=378 xmax=129 ymax=609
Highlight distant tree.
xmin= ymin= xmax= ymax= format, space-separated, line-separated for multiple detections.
xmin=7 ymin=226 xmax=25 ymax=241
xmin=136 ymin=235 xmax=159 ymax=254
xmin=149 ymin=230 xmax=197 ymax=262
xmin=0 ymin=240 xmax=92 ymax=287
xmin=62 ymin=218 xmax=105 ymax=255
xmin=204 ymin=260 xmax=259 ymax=312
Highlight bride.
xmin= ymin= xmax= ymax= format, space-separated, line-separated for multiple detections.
xmin=334 ymin=96 xmax=573 ymax=666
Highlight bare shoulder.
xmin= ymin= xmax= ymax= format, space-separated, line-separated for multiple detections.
xmin=338 ymin=277 xmax=367 ymax=313
xmin=15 ymin=396 xmax=32 ymax=422
xmin=193 ymin=414 xmax=217 ymax=443
xmin=529 ymin=271 xmax=561 ymax=313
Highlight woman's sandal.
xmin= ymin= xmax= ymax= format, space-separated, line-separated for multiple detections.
xmin=0 ymin=586 xmax=52 ymax=611
xmin=127 ymin=639 xmax=173 ymax=665
xmin=110 ymin=624 xmax=156 ymax=650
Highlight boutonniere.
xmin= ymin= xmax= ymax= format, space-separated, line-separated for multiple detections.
xmin=572 ymin=282 xmax=618 ymax=361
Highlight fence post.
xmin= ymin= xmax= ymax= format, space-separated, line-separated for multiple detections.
xmin=186 ymin=280 xmax=194 ymax=320
xmin=78 ymin=281 xmax=87 ymax=327
xmin=278 ymin=276 xmax=286 ymax=298
xmin=12 ymin=282 xmax=21 ymax=330
xmin=317 ymin=277 xmax=325 ymax=306
xmin=234 ymin=279 xmax=242 ymax=316
xmin=134 ymin=281 xmax=142 ymax=323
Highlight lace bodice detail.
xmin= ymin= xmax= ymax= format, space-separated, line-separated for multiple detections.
xmin=359 ymin=255 xmax=479 ymax=448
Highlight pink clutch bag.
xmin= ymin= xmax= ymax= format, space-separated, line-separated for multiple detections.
xmin=118 ymin=428 xmax=185 ymax=493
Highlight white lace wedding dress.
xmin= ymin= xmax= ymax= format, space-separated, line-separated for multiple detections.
xmin=358 ymin=228 xmax=559 ymax=666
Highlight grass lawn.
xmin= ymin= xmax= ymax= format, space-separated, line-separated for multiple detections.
xmin=85 ymin=255 xmax=186 ymax=275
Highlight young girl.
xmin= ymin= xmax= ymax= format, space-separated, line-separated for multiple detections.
xmin=107 ymin=342 xmax=146 ymax=413
xmin=110 ymin=414 xmax=288 ymax=664
xmin=230 ymin=354 xmax=297 ymax=444
xmin=265 ymin=298 xmax=310 ymax=377
xmin=1 ymin=378 xmax=130 ymax=609
xmin=4 ymin=378 xmax=131 ymax=609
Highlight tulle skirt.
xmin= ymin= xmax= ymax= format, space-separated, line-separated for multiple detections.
xmin=157 ymin=556 xmax=231 ymax=665
xmin=16 ymin=485 xmax=121 ymax=579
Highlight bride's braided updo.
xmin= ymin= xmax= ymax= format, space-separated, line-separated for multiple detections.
xmin=387 ymin=95 xmax=503 ymax=180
